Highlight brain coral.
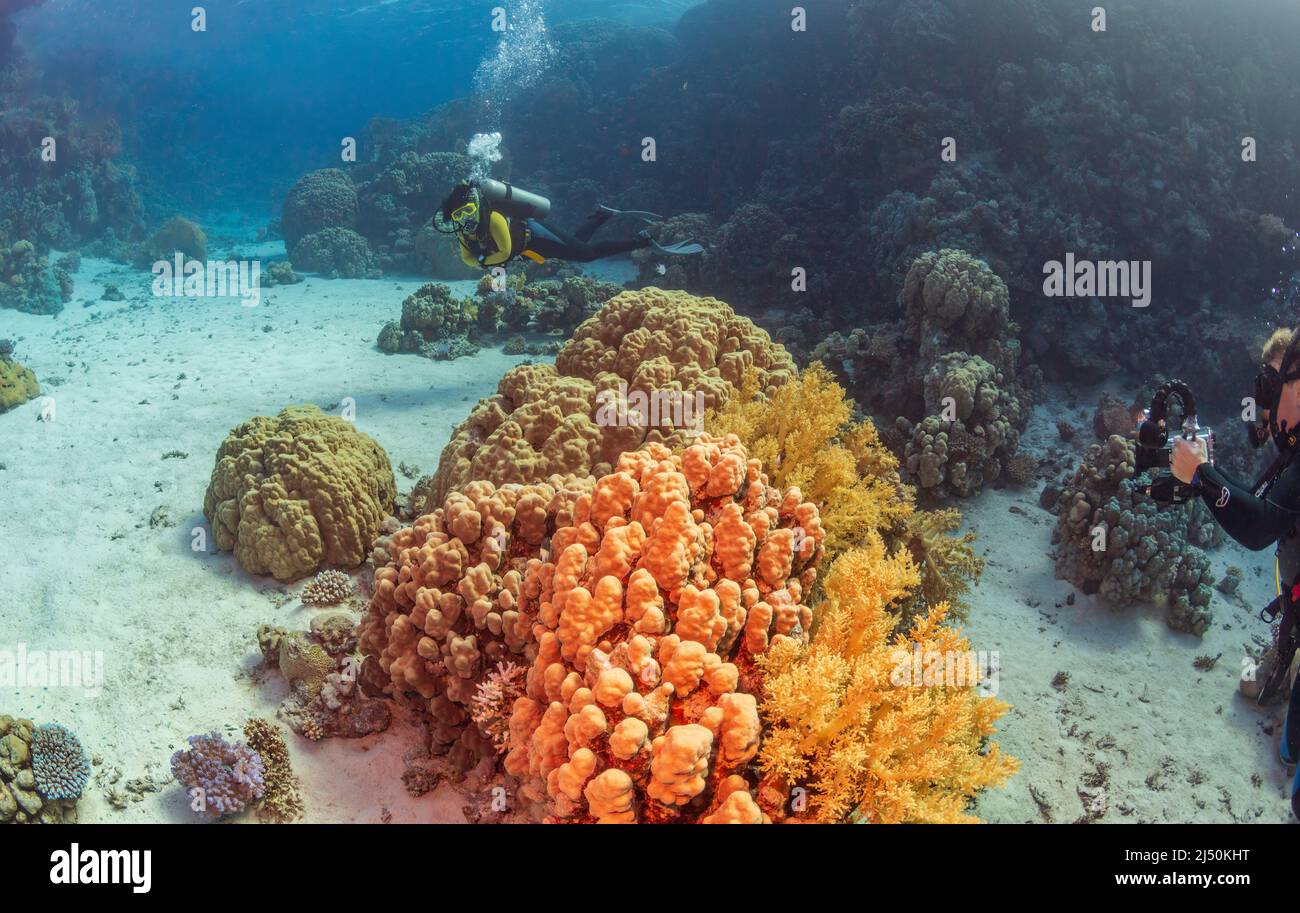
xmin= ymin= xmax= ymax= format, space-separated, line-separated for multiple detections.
xmin=502 ymin=433 xmax=825 ymax=822
xmin=360 ymin=474 xmax=597 ymax=770
xmin=282 ymin=168 xmax=358 ymax=257
xmin=0 ymin=355 xmax=39 ymax=411
xmin=29 ymin=723 xmax=91 ymax=801
xmin=1052 ymin=434 xmax=1218 ymax=635
xmin=203 ymin=405 xmax=397 ymax=582
xmin=420 ymin=287 xmax=795 ymax=509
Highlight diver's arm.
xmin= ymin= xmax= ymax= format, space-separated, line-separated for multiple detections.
xmin=1195 ymin=461 xmax=1294 ymax=550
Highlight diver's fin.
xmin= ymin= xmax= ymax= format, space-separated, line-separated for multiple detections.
xmin=600 ymin=204 xmax=664 ymax=222
xmin=650 ymin=239 xmax=706 ymax=256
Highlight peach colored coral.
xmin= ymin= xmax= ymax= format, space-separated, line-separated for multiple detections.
xmin=502 ymin=434 xmax=824 ymax=823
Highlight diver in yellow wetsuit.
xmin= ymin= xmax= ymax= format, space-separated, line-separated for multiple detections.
xmin=433 ymin=179 xmax=703 ymax=269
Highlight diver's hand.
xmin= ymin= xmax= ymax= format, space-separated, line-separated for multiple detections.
xmin=1171 ymin=436 xmax=1209 ymax=484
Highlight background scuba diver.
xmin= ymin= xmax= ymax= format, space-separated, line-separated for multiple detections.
xmin=435 ymin=178 xmax=704 ymax=269
xmin=1171 ymin=328 xmax=1300 ymax=817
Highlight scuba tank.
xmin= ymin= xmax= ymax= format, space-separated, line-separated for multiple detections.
xmin=478 ymin=179 xmax=551 ymax=221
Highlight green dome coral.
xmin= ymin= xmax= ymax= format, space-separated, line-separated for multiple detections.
xmin=202 ymin=405 xmax=397 ymax=582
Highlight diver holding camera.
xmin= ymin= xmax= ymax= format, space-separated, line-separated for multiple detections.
xmin=1150 ymin=329 xmax=1300 ymax=815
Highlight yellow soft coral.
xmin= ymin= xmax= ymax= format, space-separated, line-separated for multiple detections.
xmin=708 ymin=362 xmax=982 ymax=618
xmin=758 ymin=536 xmax=1017 ymax=823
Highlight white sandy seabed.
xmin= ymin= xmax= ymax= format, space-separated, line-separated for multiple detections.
xmin=0 ymin=249 xmax=1293 ymax=824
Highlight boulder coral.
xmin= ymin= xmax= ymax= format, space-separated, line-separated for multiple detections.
xmin=420 ymin=287 xmax=795 ymax=509
xmin=137 ymin=215 xmax=207 ymax=266
xmin=291 ymin=226 xmax=378 ymax=279
xmin=281 ymin=168 xmax=358 ymax=259
xmin=1051 ymin=434 xmax=1218 ymax=635
xmin=0 ymin=354 xmax=39 ymax=412
xmin=816 ymin=250 xmax=1036 ymax=500
xmin=502 ymin=434 xmax=825 ymax=822
xmin=360 ymin=474 xmax=597 ymax=770
xmin=202 ymin=405 xmax=397 ymax=582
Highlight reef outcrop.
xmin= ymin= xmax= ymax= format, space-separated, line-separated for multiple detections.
xmin=1051 ymin=434 xmax=1218 ymax=635
xmin=417 ymin=287 xmax=795 ymax=510
xmin=0 ymin=716 xmax=85 ymax=823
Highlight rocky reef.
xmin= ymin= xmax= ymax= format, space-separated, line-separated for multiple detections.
xmin=0 ymin=716 xmax=86 ymax=823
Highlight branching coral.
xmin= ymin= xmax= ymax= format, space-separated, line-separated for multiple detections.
xmin=422 ymin=287 xmax=795 ymax=507
xmin=243 ymin=718 xmax=304 ymax=823
xmin=291 ymin=226 xmax=377 ymax=279
xmin=170 ymin=732 xmax=265 ymax=820
xmin=301 ymin=569 xmax=353 ymax=607
xmin=759 ymin=536 xmax=1017 ymax=823
xmin=203 ymin=405 xmax=397 ymax=582
xmin=1051 ymin=434 xmax=1218 ymax=635
xmin=29 ymin=723 xmax=90 ymax=801
xmin=503 ymin=434 xmax=825 ymax=822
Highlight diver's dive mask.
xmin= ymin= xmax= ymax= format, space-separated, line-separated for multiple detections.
xmin=434 ymin=183 xmax=483 ymax=236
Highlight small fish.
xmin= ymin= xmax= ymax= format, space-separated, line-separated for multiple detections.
xmin=655 ymin=263 xmax=667 ymax=276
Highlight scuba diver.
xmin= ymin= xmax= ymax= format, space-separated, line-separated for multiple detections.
xmin=1171 ymin=327 xmax=1300 ymax=817
xmin=434 ymin=178 xmax=704 ymax=270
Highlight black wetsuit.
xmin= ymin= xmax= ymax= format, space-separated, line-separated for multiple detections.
xmin=523 ymin=210 xmax=650 ymax=263
xmin=1197 ymin=451 xmax=1300 ymax=813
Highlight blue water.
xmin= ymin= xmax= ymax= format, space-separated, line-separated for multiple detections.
xmin=16 ymin=0 xmax=702 ymax=214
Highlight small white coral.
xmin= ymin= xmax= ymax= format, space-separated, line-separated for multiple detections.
xmin=471 ymin=661 xmax=527 ymax=752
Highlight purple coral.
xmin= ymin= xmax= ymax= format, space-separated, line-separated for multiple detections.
xmin=170 ymin=732 xmax=266 ymax=819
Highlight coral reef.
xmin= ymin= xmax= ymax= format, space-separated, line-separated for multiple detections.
xmin=815 ymin=251 xmax=1035 ymax=500
xmin=0 ymin=715 xmax=80 ymax=823
xmin=290 ymin=226 xmax=378 ymax=279
xmin=421 ymin=287 xmax=795 ymax=508
xmin=170 ymin=732 xmax=265 ymax=820
xmin=202 ymin=405 xmax=397 ymax=582
xmin=376 ymin=282 xmax=479 ymax=360
xmin=262 ymin=261 xmax=301 ymax=287
xmin=243 ymin=718 xmax=304 ymax=823
xmin=281 ymin=168 xmax=358 ymax=261
xmin=502 ymin=434 xmax=825 ymax=822
xmin=137 ymin=216 xmax=207 ymax=266
xmin=759 ymin=537 xmax=1018 ymax=822
xmin=0 ymin=234 xmax=73 ymax=315
xmin=301 ymin=569 xmax=353 ymax=607
xmin=1051 ymin=435 xmax=1218 ymax=635
xmin=360 ymin=475 xmax=595 ymax=770
xmin=29 ymin=722 xmax=91 ymax=801
xmin=0 ymin=353 xmax=39 ymax=412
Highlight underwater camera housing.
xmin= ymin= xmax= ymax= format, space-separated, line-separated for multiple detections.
xmin=1135 ymin=379 xmax=1214 ymax=504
